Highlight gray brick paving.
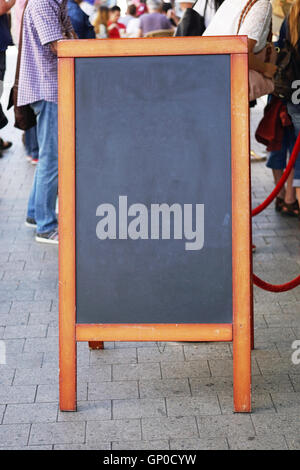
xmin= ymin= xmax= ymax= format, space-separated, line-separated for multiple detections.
xmin=139 ymin=379 xmax=190 ymax=399
xmin=141 ymin=417 xmax=199 ymax=440
xmin=113 ymin=398 xmax=167 ymax=420
xmin=78 ymin=366 xmax=112 ymax=383
xmin=169 ymin=438 xmax=228 ymax=450
xmin=183 ymin=343 xmax=232 ymax=360
xmin=58 ymin=401 xmax=111 ymax=422
xmin=0 ymin=385 xmax=36 ymax=405
xmin=0 ymin=405 xmax=5 ymax=423
xmin=112 ymin=363 xmax=161 ymax=381
xmin=86 ymin=419 xmax=142 ymax=443
xmin=112 ymin=440 xmax=170 ymax=450
xmin=29 ymin=422 xmax=86 ymax=446
xmin=0 ymin=313 xmax=29 ymax=327
xmin=167 ymin=395 xmax=221 ymax=417
xmin=90 ymin=348 xmax=137 ymax=365
xmin=160 ymin=360 xmax=211 ymax=379
xmin=0 ymin=367 xmax=15 ymax=386
xmin=218 ymin=392 xmax=276 ymax=415
xmin=197 ymin=415 xmax=256 ymax=439
xmin=3 ymin=403 xmax=58 ymax=424
xmin=137 ymin=346 xmax=184 ymax=363
xmin=0 ymin=424 xmax=31 ymax=447
xmin=285 ymin=437 xmax=300 ymax=450
xmin=13 ymin=367 xmax=59 ymax=386
xmin=36 ymin=383 xmax=88 ymax=403
xmin=227 ymin=434 xmax=288 ymax=450
xmin=54 ymin=443 xmax=111 ymax=450
xmin=251 ymin=413 xmax=300 ymax=437
xmin=0 ymin=49 xmax=299 ymax=450
xmin=88 ymin=381 xmax=139 ymax=401
xmin=289 ymin=375 xmax=300 ymax=392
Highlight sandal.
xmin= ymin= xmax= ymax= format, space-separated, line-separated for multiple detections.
xmin=250 ymin=150 xmax=267 ymax=162
xmin=275 ymin=197 xmax=285 ymax=212
xmin=0 ymin=137 xmax=12 ymax=151
xmin=281 ymin=200 xmax=300 ymax=217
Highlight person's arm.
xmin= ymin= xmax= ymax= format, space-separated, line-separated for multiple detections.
xmin=50 ymin=41 xmax=58 ymax=55
xmin=166 ymin=9 xmax=179 ymax=27
xmin=248 ymin=38 xmax=277 ymax=78
xmin=61 ymin=5 xmax=76 ymax=38
xmin=0 ymin=0 xmax=15 ymax=15
xmin=162 ymin=15 xmax=174 ymax=31
xmin=240 ymin=1 xmax=277 ymax=78
xmin=33 ymin=0 xmax=77 ymax=54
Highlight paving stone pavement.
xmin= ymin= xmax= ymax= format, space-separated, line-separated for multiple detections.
xmin=0 ymin=47 xmax=300 ymax=451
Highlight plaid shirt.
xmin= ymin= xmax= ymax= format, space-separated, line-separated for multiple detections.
xmin=17 ymin=0 xmax=74 ymax=106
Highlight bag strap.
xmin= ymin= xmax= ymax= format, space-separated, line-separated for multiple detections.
xmin=203 ymin=0 xmax=209 ymax=18
xmin=192 ymin=0 xmax=209 ymax=19
xmin=237 ymin=0 xmax=259 ymax=34
xmin=14 ymin=0 xmax=29 ymax=87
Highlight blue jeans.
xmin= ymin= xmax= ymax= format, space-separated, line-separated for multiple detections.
xmin=25 ymin=125 xmax=39 ymax=160
xmin=287 ymin=103 xmax=300 ymax=187
xmin=27 ymin=101 xmax=58 ymax=233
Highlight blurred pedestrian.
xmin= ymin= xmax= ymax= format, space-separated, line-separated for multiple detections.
xmin=80 ymin=0 xmax=96 ymax=19
xmin=126 ymin=4 xmax=142 ymax=37
xmin=285 ymin=0 xmax=300 ymax=216
xmin=193 ymin=0 xmax=225 ymax=28
xmin=121 ymin=3 xmax=137 ymax=27
xmin=10 ymin=0 xmax=26 ymax=46
xmin=68 ymin=0 xmax=96 ymax=38
xmin=265 ymin=9 xmax=299 ymax=217
xmin=94 ymin=6 xmax=109 ymax=38
xmin=107 ymin=6 xmax=126 ymax=38
xmin=18 ymin=0 xmax=76 ymax=244
xmin=162 ymin=2 xmax=179 ymax=26
xmin=134 ymin=0 xmax=148 ymax=17
xmin=138 ymin=0 xmax=173 ymax=36
xmin=0 ymin=0 xmax=15 ymax=158
xmin=10 ymin=0 xmax=39 ymax=165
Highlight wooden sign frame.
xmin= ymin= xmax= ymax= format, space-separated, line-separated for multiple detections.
xmin=58 ymin=37 xmax=252 ymax=413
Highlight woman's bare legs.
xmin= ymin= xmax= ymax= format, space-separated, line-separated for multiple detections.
xmin=272 ymin=168 xmax=296 ymax=203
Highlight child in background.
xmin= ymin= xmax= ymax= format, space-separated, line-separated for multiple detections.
xmin=107 ymin=6 xmax=126 ymax=38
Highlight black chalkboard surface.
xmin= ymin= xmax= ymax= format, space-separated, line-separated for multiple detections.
xmin=75 ymin=54 xmax=232 ymax=325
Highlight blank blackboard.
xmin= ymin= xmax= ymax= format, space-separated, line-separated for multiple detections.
xmin=75 ymin=54 xmax=232 ymax=324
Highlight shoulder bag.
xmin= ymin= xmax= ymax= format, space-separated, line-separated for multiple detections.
xmin=7 ymin=0 xmax=36 ymax=131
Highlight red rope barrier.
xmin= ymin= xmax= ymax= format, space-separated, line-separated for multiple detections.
xmin=251 ymin=132 xmax=300 ymax=292
xmin=252 ymin=131 xmax=300 ymax=217
xmin=253 ymin=273 xmax=300 ymax=292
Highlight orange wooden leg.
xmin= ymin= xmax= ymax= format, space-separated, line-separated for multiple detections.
xmin=59 ymin=330 xmax=77 ymax=411
xmin=233 ymin=314 xmax=252 ymax=412
xmin=58 ymin=57 xmax=77 ymax=412
xmin=231 ymin=53 xmax=252 ymax=412
xmin=89 ymin=341 xmax=104 ymax=350
xmin=250 ymin=291 xmax=255 ymax=350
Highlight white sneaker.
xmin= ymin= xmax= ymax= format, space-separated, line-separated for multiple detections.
xmin=35 ymin=230 xmax=58 ymax=245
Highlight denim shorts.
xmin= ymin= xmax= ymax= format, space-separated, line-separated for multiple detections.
xmin=287 ymin=103 xmax=300 ymax=186
xmin=266 ymin=126 xmax=296 ymax=170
